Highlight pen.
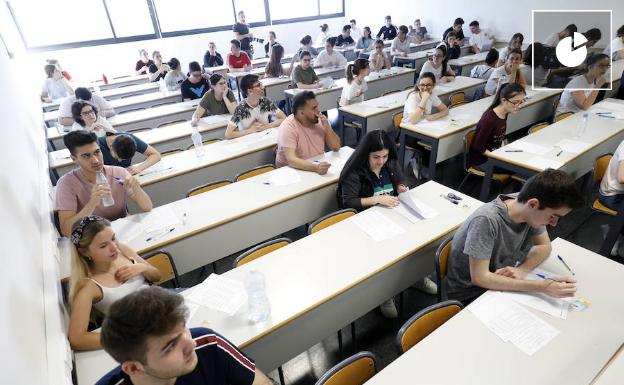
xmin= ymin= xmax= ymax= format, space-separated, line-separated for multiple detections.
xmin=557 ymin=254 xmax=575 ymax=275
xmin=505 ymin=149 xmax=523 ymax=152
xmin=114 ymin=177 xmax=124 ymax=186
xmin=556 ymin=150 xmax=563 ymax=157
xmin=146 ymin=228 xmax=175 ymax=242
xmin=440 ymin=194 xmax=459 ymax=205
xmin=535 ymin=273 xmax=550 ymax=280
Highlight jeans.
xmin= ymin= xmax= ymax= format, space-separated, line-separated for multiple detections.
xmin=598 ymin=192 xmax=624 ymax=212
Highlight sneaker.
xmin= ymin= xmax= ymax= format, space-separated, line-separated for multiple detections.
xmin=379 ymin=298 xmax=398 ymax=319
xmin=413 ymin=277 xmax=438 ymax=295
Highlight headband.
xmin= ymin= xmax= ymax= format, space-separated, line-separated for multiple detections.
xmin=70 ymin=215 xmax=101 ymax=246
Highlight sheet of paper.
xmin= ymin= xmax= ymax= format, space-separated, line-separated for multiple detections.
xmin=185 ymin=302 xmax=200 ymax=326
xmin=143 ymin=206 xmax=180 ymax=234
xmin=527 ymin=156 xmax=564 ymax=170
xmin=507 ymin=141 xmax=552 ymax=155
xmin=596 ymin=100 xmax=624 ymax=112
xmin=398 ymin=192 xmax=438 ymax=219
xmin=554 ymin=139 xmax=592 ymax=154
xmin=184 ymin=274 xmax=246 ymax=316
xmin=138 ymin=161 xmax=175 ymax=178
xmin=268 ymin=167 xmax=302 ymax=186
xmin=393 ymin=202 xmax=423 ymax=223
xmin=352 ymin=209 xmax=405 ymax=242
xmin=497 ymin=291 xmax=570 ymax=320
xmin=111 ymin=216 xmax=144 ymax=243
xmin=51 ymin=150 xmax=71 ymax=161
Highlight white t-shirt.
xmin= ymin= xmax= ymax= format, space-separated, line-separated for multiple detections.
xmin=519 ymin=64 xmax=550 ymax=87
xmin=556 ymin=74 xmax=596 ymax=115
xmin=315 ymin=50 xmax=348 ymax=68
xmin=391 ymin=37 xmax=410 ymax=56
xmin=600 ymin=140 xmax=624 ymax=196
xmin=604 ymin=37 xmax=624 ymax=60
xmin=469 ymin=29 xmax=494 ymax=51
xmin=350 ymin=26 xmax=362 ymax=42
xmin=470 ymin=64 xmax=495 ymax=80
xmin=164 ymin=71 xmax=187 ymax=91
xmin=59 ymin=94 xmax=114 ymax=119
xmin=402 ymin=91 xmax=443 ymax=122
xmin=42 ymin=78 xmax=70 ymax=100
xmin=485 ymin=66 xmax=511 ymax=96
xmin=420 ymin=60 xmax=443 ymax=80
xmin=340 ymin=78 xmax=368 ymax=104
xmin=543 ymin=32 xmax=560 ymax=47
xmin=71 ymin=115 xmax=115 ymax=137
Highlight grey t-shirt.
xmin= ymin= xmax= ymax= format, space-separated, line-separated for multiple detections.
xmin=198 ymin=89 xmax=236 ymax=116
xmin=292 ymin=65 xmax=319 ymax=87
xmin=443 ymin=195 xmax=546 ymax=302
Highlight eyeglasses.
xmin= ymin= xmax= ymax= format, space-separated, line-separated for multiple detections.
xmin=80 ymin=109 xmax=96 ymax=116
xmin=419 ymin=83 xmax=434 ymax=88
xmin=505 ymin=97 xmax=526 ymax=106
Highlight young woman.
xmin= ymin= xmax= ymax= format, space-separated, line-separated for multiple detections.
xmin=67 ymin=216 xmax=161 ymax=350
xmin=419 ymin=45 xmax=455 ymax=83
xmin=356 ymin=27 xmax=374 ymax=53
xmin=264 ymin=31 xmax=278 ymax=57
xmin=315 ymin=37 xmax=348 ymax=68
xmin=440 ymin=31 xmax=460 ymax=60
xmin=191 ymin=73 xmax=237 ymax=126
xmin=498 ymin=33 xmax=524 ymax=66
xmin=264 ymin=44 xmax=294 ymax=78
xmin=556 ymin=53 xmax=610 ymax=115
xmin=469 ymin=83 xmax=526 ymax=169
xmin=402 ymin=72 xmax=449 ymax=124
xmin=203 ymin=42 xmax=224 ymax=68
xmin=470 ymin=48 xmax=499 ymax=80
xmin=163 ymin=58 xmax=186 ymax=91
xmin=71 ymin=101 xmax=116 ymax=137
xmin=297 ymin=35 xmax=319 ymax=58
xmin=519 ymin=43 xmax=550 ymax=87
xmin=41 ymin=64 xmax=74 ymax=102
xmin=369 ymin=40 xmax=391 ymax=72
xmin=339 ymin=59 xmax=370 ymax=106
xmin=134 ymin=49 xmax=154 ymax=75
xmin=315 ymin=24 xmax=330 ymax=47
xmin=484 ymin=48 xmax=526 ymax=96
xmin=604 ymin=25 xmax=624 ymax=61
xmin=147 ymin=51 xmax=169 ymax=82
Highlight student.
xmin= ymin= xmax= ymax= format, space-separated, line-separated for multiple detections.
xmin=350 ymin=19 xmax=362 ymax=42
xmin=583 ymin=28 xmax=603 ymax=48
xmin=41 ymin=64 xmax=74 ymax=102
xmin=484 ymin=48 xmax=526 ymax=96
xmin=191 ymin=74 xmax=236 ymax=127
xmin=443 ymin=169 xmax=583 ymax=305
xmin=227 ymin=39 xmax=252 ymax=72
xmin=226 ymin=74 xmax=286 ymax=139
xmin=390 ymin=25 xmax=410 ymax=58
xmin=67 ymin=216 xmax=161 ymax=350
xmin=420 ymin=45 xmax=455 ymax=83
xmin=468 ymin=83 xmax=526 ymax=169
xmin=163 ymin=58 xmax=186 ymax=91
xmin=468 ymin=20 xmax=494 ymax=54
xmin=556 ymin=53 xmax=610 ymax=115
xmin=181 ymin=62 xmax=210 ymax=101
xmin=203 ymin=42 xmax=224 ymax=68
xmin=408 ymin=19 xmax=428 ymax=43
xmin=402 ymin=72 xmax=449 ymax=124
xmin=377 ymin=15 xmax=397 ymax=40
xmin=315 ymin=37 xmax=348 ymax=68
xmin=519 ymin=43 xmax=550 ymax=87
xmin=55 ymin=131 xmax=153 ymax=236
xmin=340 ymin=59 xmax=370 ymax=106
xmin=336 ymin=25 xmax=355 ymax=47
xmin=71 ymin=101 xmax=116 ymax=137
xmin=98 ymin=133 xmax=161 ymax=175
xmin=440 ymin=31 xmax=460 ymax=60
xmin=599 ymin=139 xmax=624 ymax=256
xmin=297 ymin=35 xmax=319 ymax=58
xmin=275 ymin=91 xmax=341 ymax=171
xmin=498 ymin=33 xmax=524 ymax=66
xmin=443 ymin=18 xmax=465 ymax=45
xmin=233 ymin=10 xmax=254 ymax=59
xmin=264 ymin=44 xmax=293 ymax=78
xmin=47 ymin=59 xmax=72 ymax=81
xmin=264 ymin=31 xmax=278 ymax=57
xmin=59 ymin=87 xmax=114 ymax=127
xmin=543 ymin=24 xmax=577 ymax=47
xmin=148 ymin=51 xmax=169 ymax=82
xmin=134 ymin=49 xmax=154 ymax=75
xmin=604 ymin=25 xmax=624 ymax=61
xmin=97 ymin=286 xmax=273 ymax=385
xmin=291 ymin=51 xmax=320 ymax=89
xmin=356 ymin=27 xmax=374 ymax=53
xmin=546 ymin=28 xmax=604 ymax=85
xmin=470 ymin=48 xmax=499 ymax=80
xmin=369 ymin=40 xmax=391 ymax=71
xmin=315 ymin=24 xmax=330 ymax=47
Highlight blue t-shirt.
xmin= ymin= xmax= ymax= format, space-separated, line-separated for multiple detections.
xmin=96 ymin=327 xmax=256 ymax=385
xmin=97 ymin=134 xmax=148 ymax=168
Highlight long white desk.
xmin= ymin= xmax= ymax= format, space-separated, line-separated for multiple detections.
xmin=363 ymin=238 xmax=624 ymax=385
xmin=448 ymin=51 xmax=489 ymax=76
xmin=91 ymin=74 xmax=150 ymax=90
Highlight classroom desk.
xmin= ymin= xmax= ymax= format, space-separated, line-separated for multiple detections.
xmin=363 ymin=238 xmax=624 ymax=385
xmin=338 ymin=76 xmax=486 ymax=141
xmin=448 ymin=51 xmax=489 ymax=76
xmin=105 ymin=99 xmax=199 ymax=132
xmin=73 ymin=181 xmax=482 ymax=385
xmin=251 ymin=53 xmax=295 ymax=68
xmin=591 ymin=343 xmax=624 ymax=385
xmin=399 ymin=88 xmax=562 ymax=180
xmin=203 ymin=65 xmax=229 ymax=76
xmin=392 ymin=49 xmax=436 ymax=73
xmin=91 ymin=73 xmax=150 ymax=90
xmin=479 ymin=99 xmax=624 ymax=201
xmin=381 ymin=39 xmax=440 ymax=53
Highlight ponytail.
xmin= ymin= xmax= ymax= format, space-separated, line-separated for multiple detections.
xmin=488 ymin=83 xmax=526 ymax=110
xmin=346 ymin=63 xmax=354 ymax=83
xmin=346 ymin=58 xmax=369 ymax=84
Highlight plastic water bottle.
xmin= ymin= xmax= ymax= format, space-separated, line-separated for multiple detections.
xmin=244 ymin=270 xmax=271 ymax=323
xmin=159 ymin=78 xmax=166 ymax=92
xmin=190 ymin=127 xmax=205 ymax=157
xmin=577 ymin=112 xmax=589 ymax=137
xmin=95 ymin=171 xmax=115 ymax=207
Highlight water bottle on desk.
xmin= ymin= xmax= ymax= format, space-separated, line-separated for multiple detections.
xmin=190 ymin=127 xmax=206 ymax=157
xmin=576 ymin=112 xmax=589 ymax=138
xmin=244 ymin=269 xmax=271 ymax=323
xmin=159 ymin=78 xmax=166 ymax=92
xmin=95 ymin=171 xmax=115 ymax=207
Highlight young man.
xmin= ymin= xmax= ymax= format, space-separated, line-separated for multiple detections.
xmin=468 ymin=20 xmax=494 ymax=54
xmin=408 ymin=19 xmax=428 ymax=43
xmin=314 ymin=37 xmax=348 ymax=68
xmin=97 ymin=286 xmax=273 ymax=385
xmin=181 ymin=62 xmax=210 ymax=101
xmin=543 ymin=24 xmax=578 ymax=47
xmin=98 ymin=133 xmax=161 ymax=175
xmin=275 ymin=91 xmax=341 ymax=174
xmin=376 ymin=15 xmax=397 ymax=40
xmin=227 ymin=40 xmax=252 ymax=72
xmin=349 ymin=19 xmax=362 ymax=42
xmin=58 ymin=87 xmax=114 ymax=126
xmin=291 ymin=51 xmax=320 ymax=89
xmin=233 ymin=10 xmax=254 ymax=59
xmin=443 ymin=169 xmax=583 ymax=305
xmin=336 ymin=25 xmax=355 ymax=47
xmin=56 ymin=131 xmax=153 ymax=236
xmin=225 ymin=74 xmax=286 ymax=139
xmin=443 ymin=17 xmax=465 ymax=45
xmin=391 ymin=25 xmax=411 ymax=57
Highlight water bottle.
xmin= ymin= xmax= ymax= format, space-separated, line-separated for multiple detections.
xmin=95 ymin=171 xmax=115 ymax=207
xmin=244 ymin=269 xmax=271 ymax=323
xmin=576 ymin=112 xmax=589 ymax=137
xmin=190 ymin=127 xmax=205 ymax=157
xmin=159 ymin=78 xmax=166 ymax=92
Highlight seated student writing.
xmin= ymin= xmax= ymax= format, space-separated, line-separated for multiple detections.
xmin=469 ymin=83 xmax=526 ymax=170
xmin=339 ymin=59 xmax=370 ymax=106
xmin=227 ymin=39 xmax=252 ymax=72
xmin=41 ymin=64 xmax=74 ymax=102
xmin=419 ymin=45 xmax=455 ymax=83
xmin=226 ymin=74 xmax=286 ymax=139
xmin=191 ymin=73 xmax=237 ymax=127
xmin=297 ymin=35 xmax=319 ymax=58
xmin=484 ymin=48 xmax=526 ymax=96
xmin=291 ymin=51 xmax=321 ymax=89
xmin=163 ymin=58 xmax=186 ymax=91
xmin=67 ymin=216 xmax=161 ymax=350
xmin=59 ymin=87 xmax=114 ymax=127
xmin=498 ymin=33 xmax=524 ymax=67
xmin=369 ymin=40 xmax=392 ymax=72
xmin=148 ymin=51 xmax=169 ymax=82
xmin=390 ymin=25 xmax=411 ymax=58
xmin=135 ymin=49 xmax=154 ymax=75
xmin=440 ymin=31 xmax=461 ymax=60
xmin=336 ymin=25 xmax=355 ymax=47
xmin=97 ymin=287 xmax=273 ymax=385
xmin=315 ymin=37 xmax=348 ymax=68
xmin=71 ymin=101 xmax=116 ymax=137
xmin=599 ymin=139 xmax=624 ymax=257
xmin=98 ymin=133 xmax=161 ymax=175
xmin=203 ymin=42 xmax=224 ymax=68
xmin=356 ymin=27 xmax=374 ymax=53
xmin=275 ymin=91 xmax=341 ymax=173
xmin=470 ymin=48 xmax=499 ymax=80
xmin=555 ymin=53 xmax=610 ymax=115
xmin=402 ymin=72 xmax=449 ymax=124
xmin=264 ymin=44 xmax=294 ymax=78
xmin=181 ymin=62 xmax=210 ymax=101
xmin=443 ymin=169 xmax=583 ymax=305
xmin=56 ymin=131 xmax=153 ymax=237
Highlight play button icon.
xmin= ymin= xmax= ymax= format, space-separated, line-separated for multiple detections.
xmin=556 ymin=32 xmax=588 ymax=67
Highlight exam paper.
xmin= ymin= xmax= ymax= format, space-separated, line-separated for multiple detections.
xmin=554 ymin=139 xmax=592 ymax=154
xmin=497 ymin=291 xmax=570 ymax=320
xmin=138 ymin=161 xmax=175 ymax=177
xmin=397 ymin=192 xmax=438 ymax=220
xmin=507 ymin=141 xmax=551 ymax=155
xmin=352 ymin=210 xmax=405 ymax=242
xmin=111 ymin=216 xmax=144 ymax=243
xmin=184 ymin=274 xmax=246 ymax=316
xmin=527 ymin=156 xmax=564 ymax=170
xmin=268 ymin=167 xmax=302 ymax=186
xmin=143 ymin=206 xmax=180 ymax=234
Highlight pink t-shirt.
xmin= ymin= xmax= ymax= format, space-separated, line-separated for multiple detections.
xmin=275 ymin=115 xmax=327 ymax=167
xmin=55 ymin=165 xmax=132 ymax=221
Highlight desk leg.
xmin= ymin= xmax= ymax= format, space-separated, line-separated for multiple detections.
xmin=600 ymin=212 xmax=624 ymax=257
xmin=338 ymin=111 xmax=345 ymax=144
xmin=356 ymin=116 xmax=367 ymax=145
xmin=428 ymin=141 xmax=439 ymax=181
xmin=399 ymin=130 xmax=406 ymax=168
xmin=479 ymin=161 xmax=494 ymax=202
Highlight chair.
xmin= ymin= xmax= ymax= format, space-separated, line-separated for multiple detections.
xmin=185 ymin=138 xmax=221 ymax=150
xmin=528 ymin=122 xmax=549 ymax=134
xmin=125 ymin=127 xmax=151 ymax=134
xmin=434 ymin=236 xmax=452 ymax=302
xmin=449 ymin=91 xmax=465 ymax=107
xmin=233 ymin=238 xmax=292 ymax=268
xmin=555 ymin=112 xmax=574 ymax=122
xmin=160 ymin=149 xmax=182 ymax=157
xmin=395 ymin=300 xmax=463 ymax=354
xmin=314 ymin=351 xmax=377 ymax=385
xmin=457 ymin=130 xmax=511 ymax=192
xmin=143 ymin=250 xmax=180 ymax=288
xmin=234 ymin=164 xmax=275 ymax=182
xmin=186 ymin=179 xmax=232 ymax=197
xmin=308 ymin=209 xmax=358 ymax=235
xmin=449 ymin=101 xmax=468 ymax=109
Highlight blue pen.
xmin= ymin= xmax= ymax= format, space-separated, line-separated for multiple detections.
xmin=146 ymin=228 xmax=175 ymax=242
xmin=114 ymin=177 xmax=124 ymax=186
xmin=535 ymin=273 xmax=550 ymax=280
xmin=557 ymin=254 xmax=575 ymax=276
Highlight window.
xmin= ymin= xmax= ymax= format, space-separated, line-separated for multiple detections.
xmin=105 ymin=0 xmax=155 ymax=38
xmin=153 ymin=0 xmax=234 ymax=35
xmin=233 ymin=0 xmax=267 ymax=25
xmin=319 ymin=0 xmax=343 ymax=15
xmin=269 ymin=0 xmax=317 ymax=21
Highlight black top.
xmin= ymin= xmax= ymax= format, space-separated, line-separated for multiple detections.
xmin=376 ymin=25 xmax=397 ymax=40
xmin=233 ymin=22 xmax=252 ymax=51
xmin=264 ymin=41 xmax=279 ymax=56
xmin=148 ymin=63 xmax=167 ymax=82
xmin=443 ymin=26 xmax=465 ymax=42
xmin=181 ymin=77 xmax=209 ymax=100
xmin=204 ymin=52 xmax=224 ymax=68
xmin=338 ymin=160 xmax=405 ymax=212
xmin=336 ymin=35 xmax=355 ymax=46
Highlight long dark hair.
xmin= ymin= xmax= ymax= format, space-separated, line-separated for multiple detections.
xmin=435 ymin=45 xmax=449 ymax=77
xmin=265 ymin=44 xmax=284 ymax=77
xmin=346 ymin=58 xmax=369 ymax=83
xmin=488 ymin=83 xmax=526 ymax=111
xmin=339 ymin=130 xmax=399 ymax=185
xmin=523 ymin=43 xmax=545 ymax=68
xmin=584 ymin=53 xmax=609 ymax=74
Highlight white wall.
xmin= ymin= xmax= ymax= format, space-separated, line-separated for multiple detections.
xmin=533 ymin=11 xmax=611 ymax=43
